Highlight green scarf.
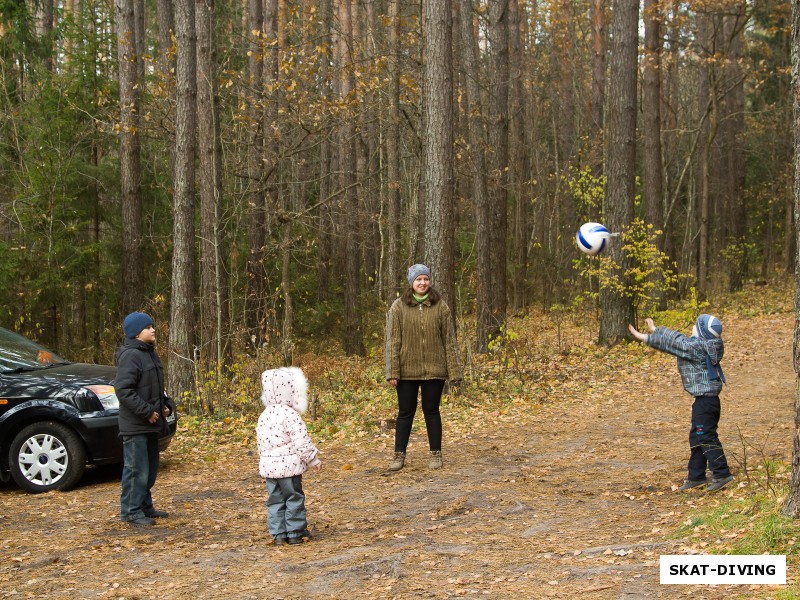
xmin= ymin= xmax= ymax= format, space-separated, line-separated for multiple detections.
xmin=413 ymin=292 xmax=429 ymax=304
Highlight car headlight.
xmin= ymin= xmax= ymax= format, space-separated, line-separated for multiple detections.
xmin=84 ymin=385 xmax=119 ymax=410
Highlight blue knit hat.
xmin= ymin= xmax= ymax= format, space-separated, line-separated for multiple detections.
xmin=696 ymin=314 xmax=722 ymax=339
xmin=123 ymin=312 xmax=154 ymax=339
xmin=407 ymin=264 xmax=431 ymax=285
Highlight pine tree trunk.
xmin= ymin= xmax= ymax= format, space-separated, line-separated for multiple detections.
xmin=782 ymin=0 xmax=800 ymax=518
xmin=156 ymin=0 xmax=174 ymax=79
xmin=196 ymin=0 xmax=227 ymax=398
xmin=245 ymin=0 xmax=266 ymax=344
xmin=115 ymin=0 xmax=143 ymax=314
xmin=590 ymin=0 xmax=606 ymax=176
xmin=508 ymin=0 xmax=530 ymax=310
xmin=423 ymin=0 xmax=456 ymax=309
xmin=599 ymin=0 xmax=637 ymax=344
xmin=489 ymin=0 xmax=508 ymax=332
xmin=339 ymin=0 xmax=365 ymax=356
xmin=643 ymin=0 xmax=663 ymax=235
xmin=460 ymin=0 xmax=490 ymax=352
xmin=169 ymin=0 xmax=197 ymax=399
xmin=385 ymin=0 xmax=403 ymax=302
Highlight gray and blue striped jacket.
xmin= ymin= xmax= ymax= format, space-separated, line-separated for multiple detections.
xmin=646 ymin=326 xmax=724 ymax=397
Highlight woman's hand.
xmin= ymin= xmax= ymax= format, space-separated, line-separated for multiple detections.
xmin=388 ymin=379 xmax=398 ymax=388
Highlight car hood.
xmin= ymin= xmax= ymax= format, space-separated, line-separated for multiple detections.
xmin=1 ymin=363 xmax=117 ymax=400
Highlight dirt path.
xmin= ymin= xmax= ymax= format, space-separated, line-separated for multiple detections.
xmin=1 ymin=312 xmax=795 ymax=599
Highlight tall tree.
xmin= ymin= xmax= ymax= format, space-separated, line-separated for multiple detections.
xmin=169 ymin=0 xmax=197 ymax=397
xmin=245 ymin=0 xmax=266 ymax=344
xmin=423 ymin=0 xmax=455 ymax=308
xmin=461 ymin=0 xmax=490 ymax=349
xmin=339 ymin=0 xmax=365 ymax=355
xmin=643 ymin=0 xmax=664 ymax=235
xmin=722 ymin=4 xmax=747 ymax=291
xmin=384 ymin=0 xmax=403 ymax=302
xmin=782 ymin=0 xmax=800 ymax=518
xmin=115 ymin=0 xmax=143 ymax=314
xmin=508 ymin=0 xmax=531 ymax=310
xmin=600 ymin=0 xmax=638 ymax=343
xmin=196 ymin=0 xmax=227 ymax=394
xmin=590 ymin=0 xmax=607 ymax=175
xmin=156 ymin=0 xmax=175 ymax=78
xmin=475 ymin=0 xmax=509 ymax=352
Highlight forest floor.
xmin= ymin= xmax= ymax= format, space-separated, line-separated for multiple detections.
xmin=0 ymin=306 xmax=797 ymax=599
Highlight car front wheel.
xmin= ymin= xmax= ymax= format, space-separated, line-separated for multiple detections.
xmin=9 ymin=422 xmax=87 ymax=492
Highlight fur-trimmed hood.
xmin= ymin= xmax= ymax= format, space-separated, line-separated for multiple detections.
xmin=260 ymin=366 xmax=308 ymax=414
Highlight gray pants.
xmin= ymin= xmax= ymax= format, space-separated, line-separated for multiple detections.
xmin=265 ymin=475 xmax=307 ymax=540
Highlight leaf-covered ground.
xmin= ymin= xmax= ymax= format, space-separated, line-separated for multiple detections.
xmin=1 ymin=306 xmax=796 ymax=599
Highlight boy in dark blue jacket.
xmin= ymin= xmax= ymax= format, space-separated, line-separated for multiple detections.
xmin=629 ymin=314 xmax=734 ymax=492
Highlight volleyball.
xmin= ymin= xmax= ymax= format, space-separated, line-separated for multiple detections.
xmin=576 ymin=222 xmax=610 ymax=255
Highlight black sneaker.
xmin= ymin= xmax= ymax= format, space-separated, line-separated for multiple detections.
xmin=126 ymin=516 xmax=155 ymax=527
xmin=273 ymin=536 xmax=287 ymax=546
xmin=707 ymin=475 xmax=734 ymax=492
xmin=144 ymin=509 xmax=169 ymax=518
xmin=678 ymin=479 xmax=707 ymax=491
xmin=286 ymin=537 xmax=302 ymax=545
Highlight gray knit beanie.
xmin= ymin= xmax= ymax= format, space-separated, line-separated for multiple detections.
xmin=407 ymin=264 xmax=432 ymax=285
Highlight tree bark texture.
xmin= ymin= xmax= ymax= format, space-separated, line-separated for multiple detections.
xmin=599 ymin=0 xmax=637 ymax=344
xmin=642 ymin=0 xmax=663 ymax=234
xmin=478 ymin=0 xmax=509 ymax=351
xmin=385 ymin=0 xmax=403 ymax=302
xmin=782 ymin=0 xmax=800 ymax=518
xmin=339 ymin=0 xmax=365 ymax=356
xmin=508 ymin=0 xmax=531 ymax=310
xmin=168 ymin=0 xmax=197 ymax=398
xmin=196 ymin=0 xmax=228 ymax=388
xmin=423 ymin=0 xmax=456 ymax=309
xmin=245 ymin=0 xmax=266 ymax=344
xmin=590 ymin=0 xmax=606 ymax=176
xmin=784 ymin=0 xmax=800 ymax=518
xmin=115 ymin=0 xmax=144 ymax=314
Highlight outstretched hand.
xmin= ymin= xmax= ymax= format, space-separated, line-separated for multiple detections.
xmin=629 ymin=318 xmax=656 ymax=342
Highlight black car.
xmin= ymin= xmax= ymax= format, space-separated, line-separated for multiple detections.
xmin=0 ymin=327 xmax=177 ymax=492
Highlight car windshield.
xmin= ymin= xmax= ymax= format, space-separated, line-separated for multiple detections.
xmin=0 ymin=328 xmax=69 ymax=374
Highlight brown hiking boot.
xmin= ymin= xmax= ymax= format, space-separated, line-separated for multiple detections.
xmin=429 ymin=450 xmax=442 ymax=469
xmin=389 ymin=452 xmax=406 ymax=471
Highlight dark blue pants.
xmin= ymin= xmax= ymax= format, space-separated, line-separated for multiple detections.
xmin=120 ymin=433 xmax=160 ymax=521
xmin=688 ymin=395 xmax=731 ymax=481
xmin=394 ymin=379 xmax=445 ymax=452
xmin=265 ymin=475 xmax=308 ymax=540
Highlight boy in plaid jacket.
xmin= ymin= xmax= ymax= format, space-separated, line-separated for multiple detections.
xmin=629 ymin=315 xmax=734 ymax=492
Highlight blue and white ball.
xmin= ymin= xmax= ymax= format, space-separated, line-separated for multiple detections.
xmin=576 ymin=222 xmax=610 ymax=255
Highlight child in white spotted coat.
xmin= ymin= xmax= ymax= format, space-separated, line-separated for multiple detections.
xmin=255 ymin=366 xmax=321 ymax=545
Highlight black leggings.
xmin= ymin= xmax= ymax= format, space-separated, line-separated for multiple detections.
xmin=394 ymin=379 xmax=445 ymax=452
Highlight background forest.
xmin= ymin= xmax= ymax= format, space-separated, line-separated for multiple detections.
xmin=0 ymin=0 xmax=792 ymax=410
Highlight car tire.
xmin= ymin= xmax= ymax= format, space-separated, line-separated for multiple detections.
xmin=9 ymin=422 xmax=87 ymax=492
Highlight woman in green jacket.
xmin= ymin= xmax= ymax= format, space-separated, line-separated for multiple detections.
xmin=385 ymin=264 xmax=462 ymax=471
